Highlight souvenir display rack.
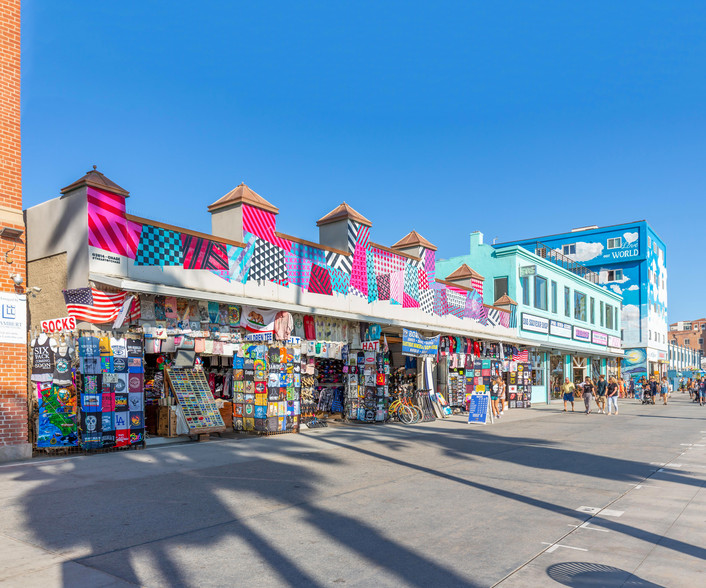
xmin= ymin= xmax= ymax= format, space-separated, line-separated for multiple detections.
xmin=165 ymin=367 xmax=227 ymax=435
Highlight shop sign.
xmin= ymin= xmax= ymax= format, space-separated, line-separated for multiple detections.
xmin=401 ymin=328 xmax=439 ymax=357
xmin=607 ymin=335 xmax=621 ymax=348
xmin=519 ymin=265 xmax=537 ymax=277
xmin=549 ymin=320 xmax=572 ymax=338
xmin=40 ymin=316 xmax=77 ymax=333
xmin=521 ymin=313 xmax=549 ymax=334
xmin=467 ymin=393 xmax=491 ymax=425
xmin=0 ymin=293 xmax=26 ymax=344
xmin=362 ymin=340 xmax=379 ymax=353
xmin=592 ymin=331 xmax=608 ymax=346
xmin=573 ymin=326 xmax=592 ymax=343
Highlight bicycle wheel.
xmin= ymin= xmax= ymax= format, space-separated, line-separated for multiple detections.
xmin=410 ymin=405 xmax=423 ymax=423
xmin=397 ymin=405 xmax=415 ymax=424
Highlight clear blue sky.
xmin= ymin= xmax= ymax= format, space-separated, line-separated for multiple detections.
xmin=21 ymin=1 xmax=706 ymax=322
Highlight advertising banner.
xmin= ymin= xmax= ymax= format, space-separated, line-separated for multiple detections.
xmin=0 ymin=293 xmax=26 ymax=344
xmin=401 ymin=328 xmax=440 ymax=357
xmin=592 ymin=331 xmax=608 ymax=346
xmin=549 ymin=320 xmax=572 ymax=338
xmin=573 ymin=326 xmax=592 ymax=343
xmin=467 ymin=393 xmax=491 ymax=425
xmin=521 ymin=313 xmax=549 ymax=334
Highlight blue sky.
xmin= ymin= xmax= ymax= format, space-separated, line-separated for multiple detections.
xmin=21 ymin=1 xmax=706 ymax=321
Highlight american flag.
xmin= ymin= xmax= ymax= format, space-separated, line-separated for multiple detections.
xmin=512 ymin=349 xmax=529 ymax=362
xmin=63 ymin=288 xmax=141 ymax=324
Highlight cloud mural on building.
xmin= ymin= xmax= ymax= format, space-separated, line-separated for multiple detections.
xmin=623 ymin=231 xmax=638 ymax=245
xmin=556 ymin=241 xmax=605 ymax=262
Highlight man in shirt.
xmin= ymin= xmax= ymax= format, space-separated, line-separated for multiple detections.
xmin=562 ymin=378 xmax=576 ymax=412
xmin=595 ymin=374 xmax=607 ymax=414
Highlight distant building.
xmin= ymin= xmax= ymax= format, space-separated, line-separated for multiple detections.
xmin=667 ymin=341 xmax=703 ymax=390
xmin=494 ymin=221 xmax=667 ymax=380
xmin=669 ymin=318 xmax=706 ymax=357
xmin=436 ymin=231 xmax=623 ymax=404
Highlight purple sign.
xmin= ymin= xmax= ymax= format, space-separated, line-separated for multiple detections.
xmin=607 ymin=335 xmax=622 ymax=348
xmin=592 ymin=331 xmax=608 ymax=346
xmin=573 ymin=327 xmax=592 ymax=343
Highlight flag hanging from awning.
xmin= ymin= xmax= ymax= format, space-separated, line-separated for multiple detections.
xmin=62 ymin=287 xmax=141 ymax=324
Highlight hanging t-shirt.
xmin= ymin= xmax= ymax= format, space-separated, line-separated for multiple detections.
xmin=31 ymin=335 xmax=57 ymax=383
xmin=164 ymin=296 xmax=178 ymax=319
xmin=126 ymin=334 xmax=143 ymax=357
xmin=366 ymin=323 xmax=381 ymax=342
xmin=99 ymin=336 xmax=112 ymax=356
xmin=78 ymin=335 xmax=100 ymax=358
xmin=53 ymin=345 xmax=74 ymax=385
xmin=274 ymin=311 xmax=294 ymax=341
xmin=292 ymin=313 xmax=305 ymax=338
xmin=140 ymin=296 xmax=156 ymax=320
xmin=303 ymin=315 xmax=316 ymax=340
xmin=110 ymin=337 xmax=128 ymax=358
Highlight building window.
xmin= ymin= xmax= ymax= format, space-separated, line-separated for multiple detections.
xmin=606 ymin=269 xmax=624 ymax=282
xmin=574 ymin=291 xmax=587 ymax=322
xmin=564 ymin=287 xmax=571 ymax=318
xmin=531 ymin=351 xmax=544 ymax=386
xmin=649 ymin=330 xmax=652 ymax=341
xmin=607 ymin=237 xmax=622 ymax=250
xmin=590 ymin=297 xmax=595 ymax=324
xmin=520 ymin=276 xmax=530 ymax=305
xmin=551 ymin=281 xmax=557 ymax=313
xmin=600 ymin=301 xmax=604 ymax=327
xmin=606 ymin=304 xmax=614 ymax=330
xmin=615 ymin=308 xmax=619 ymax=331
xmin=562 ymin=244 xmax=576 ymax=256
xmin=534 ymin=276 xmax=547 ymax=310
xmin=494 ymin=277 xmax=508 ymax=301
xmin=685 ymin=338 xmax=690 ymax=345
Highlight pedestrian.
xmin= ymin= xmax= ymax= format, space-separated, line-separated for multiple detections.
xmin=647 ymin=376 xmax=658 ymax=405
xmin=617 ymin=378 xmax=625 ymax=399
xmin=634 ymin=377 xmax=643 ymax=402
xmin=583 ymin=376 xmax=594 ymax=414
xmin=660 ymin=376 xmax=669 ymax=405
xmin=629 ymin=378 xmax=635 ymax=399
xmin=699 ymin=379 xmax=706 ymax=407
xmin=562 ymin=377 xmax=576 ymax=412
xmin=498 ymin=378 xmax=506 ymax=416
xmin=595 ymin=374 xmax=607 ymax=414
xmin=606 ymin=376 xmax=619 ymax=415
xmin=491 ymin=377 xmax=501 ymax=418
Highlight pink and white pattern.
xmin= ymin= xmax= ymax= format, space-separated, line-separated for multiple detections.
xmin=242 ymin=205 xmax=292 ymax=252
xmin=87 ymin=187 xmax=142 ymax=258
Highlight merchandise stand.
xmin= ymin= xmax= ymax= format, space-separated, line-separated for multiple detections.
xmin=164 ymin=367 xmax=227 ymax=436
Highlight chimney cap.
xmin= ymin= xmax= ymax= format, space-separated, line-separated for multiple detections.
xmin=445 ymin=263 xmax=484 ymax=282
xmin=494 ymin=294 xmax=518 ymax=306
xmin=391 ymin=230 xmax=437 ymax=251
xmin=61 ymin=166 xmax=130 ymax=197
xmin=207 ymin=182 xmax=279 ymax=214
xmin=316 ymin=202 xmax=372 ymax=227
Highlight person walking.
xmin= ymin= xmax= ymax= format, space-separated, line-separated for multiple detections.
xmin=562 ymin=378 xmax=576 ymax=412
xmin=699 ymin=378 xmax=706 ymax=407
xmin=660 ymin=376 xmax=670 ymax=405
xmin=490 ymin=377 xmax=501 ymax=419
xmin=595 ymin=374 xmax=607 ymax=414
xmin=583 ymin=377 xmax=594 ymax=414
xmin=628 ymin=378 xmax=635 ymax=399
xmin=647 ymin=376 xmax=658 ymax=405
xmin=607 ymin=376 xmax=619 ymax=415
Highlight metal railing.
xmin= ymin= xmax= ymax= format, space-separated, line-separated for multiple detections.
xmin=532 ymin=242 xmax=600 ymax=284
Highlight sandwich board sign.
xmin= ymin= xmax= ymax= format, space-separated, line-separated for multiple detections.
xmin=468 ymin=392 xmax=493 ymax=425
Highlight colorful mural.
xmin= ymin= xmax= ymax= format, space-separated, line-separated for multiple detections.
xmin=85 ymin=186 xmax=510 ymax=330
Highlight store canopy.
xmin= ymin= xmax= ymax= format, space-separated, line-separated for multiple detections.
xmin=90 ymin=272 xmax=531 ymax=347
xmin=533 ymin=340 xmax=624 ymax=359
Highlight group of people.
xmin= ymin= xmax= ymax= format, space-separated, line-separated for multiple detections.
xmin=679 ymin=377 xmax=706 ymax=406
xmin=561 ymin=375 xmax=620 ymax=415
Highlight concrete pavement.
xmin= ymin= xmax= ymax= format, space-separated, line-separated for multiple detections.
xmin=0 ymin=394 xmax=704 ymax=587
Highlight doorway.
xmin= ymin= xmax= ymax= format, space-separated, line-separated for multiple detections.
xmin=572 ymin=356 xmax=587 ymax=385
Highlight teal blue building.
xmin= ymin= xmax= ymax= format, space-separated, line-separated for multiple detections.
xmin=437 ymin=232 xmax=623 ymax=404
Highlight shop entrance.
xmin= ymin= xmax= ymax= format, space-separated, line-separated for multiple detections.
xmin=591 ymin=358 xmax=602 ymax=380
xmin=572 ymin=356 xmax=587 ymax=385
xmin=550 ymin=354 xmax=564 ymax=399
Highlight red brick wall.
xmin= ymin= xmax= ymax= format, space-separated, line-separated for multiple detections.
xmin=0 ymin=0 xmax=27 ymax=450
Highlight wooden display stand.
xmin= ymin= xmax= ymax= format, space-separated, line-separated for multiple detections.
xmin=164 ymin=368 xmax=227 ymax=436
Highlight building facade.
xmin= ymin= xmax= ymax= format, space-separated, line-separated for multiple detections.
xmin=495 ymin=221 xmax=667 ymax=381
xmin=436 ymin=231 xmax=623 ymax=404
xmin=667 ymin=341 xmax=703 ymax=391
xmin=669 ymin=318 xmax=706 ymax=357
xmin=0 ymin=0 xmax=28 ymax=462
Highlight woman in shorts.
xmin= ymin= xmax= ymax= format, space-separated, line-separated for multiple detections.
xmin=490 ymin=377 xmax=501 ymax=419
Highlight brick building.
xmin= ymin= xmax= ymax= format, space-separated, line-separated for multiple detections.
xmin=0 ymin=1 xmax=28 ymax=461
xmin=669 ymin=318 xmax=706 ymax=357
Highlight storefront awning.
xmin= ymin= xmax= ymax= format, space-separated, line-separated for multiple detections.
xmin=90 ymin=272 xmax=531 ymax=347
xmin=532 ymin=340 xmax=624 ymax=359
